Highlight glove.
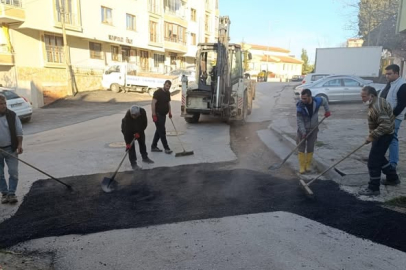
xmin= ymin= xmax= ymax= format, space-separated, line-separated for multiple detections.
xmin=126 ymin=144 xmax=131 ymax=150
xmin=365 ymin=136 xmax=373 ymax=144
xmin=324 ymin=111 xmax=331 ymax=118
xmin=152 ymin=115 xmax=158 ymax=122
xmin=134 ymin=133 xmax=140 ymax=139
xmin=169 ymin=112 xmax=172 ymax=119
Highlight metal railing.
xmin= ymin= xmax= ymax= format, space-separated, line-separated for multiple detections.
xmin=1 ymin=0 xmax=22 ymax=7
xmin=45 ymin=46 xmax=64 ymax=64
xmin=164 ymin=36 xmax=186 ymax=45
xmin=57 ymin=12 xmax=80 ymax=27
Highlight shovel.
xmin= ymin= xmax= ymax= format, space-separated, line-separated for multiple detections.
xmin=101 ymin=138 xmax=135 ymax=193
xmin=268 ymin=116 xmax=327 ymax=170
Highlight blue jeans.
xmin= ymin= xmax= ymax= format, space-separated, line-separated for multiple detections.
xmin=389 ymin=118 xmax=402 ymax=167
xmin=0 ymin=146 xmax=19 ymax=195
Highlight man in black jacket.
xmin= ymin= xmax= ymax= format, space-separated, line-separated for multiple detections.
xmin=121 ymin=105 xmax=154 ymax=170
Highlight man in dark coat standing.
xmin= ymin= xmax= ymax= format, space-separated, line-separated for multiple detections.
xmin=121 ymin=105 xmax=154 ymax=170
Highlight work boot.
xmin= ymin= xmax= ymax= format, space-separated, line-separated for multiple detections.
xmin=298 ymin=152 xmax=306 ymax=174
xmin=151 ymin=146 xmax=163 ymax=152
xmin=381 ymin=176 xmax=401 ymax=186
xmin=1 ymin=194 xmax=8 ymax=204
xmin=165 ymin=148 xmax=173 ymax=154
xmin=305 ymin=152 xmax=313 ymax=172
xmin=142 ymin=157 xmax=154 ymax=164
xmin=7 ymin=194 xmax=18 ymax=204
xmin=358 ymin=187 xmax=380 ymax=196
xmin=131 ymin=162 xmax=141 ymax=171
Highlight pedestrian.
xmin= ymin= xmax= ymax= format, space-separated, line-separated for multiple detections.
xmin=359 ymin=86 xmax=400 ymax=196
xmin=378 ymin=64 xmax=406 ymax=169
xmin=296 ymin=89 xmax=331 ymax=174
xmin=0 ymin=94 xmax=23 ymax=204
xmin=151 ymin=80 xmax=173 ymax=154
xmin=121 ymin=105 xmax=154 ymax=170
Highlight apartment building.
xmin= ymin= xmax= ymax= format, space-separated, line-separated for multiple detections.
xmin=0 ymin=0 xmax=219 ymax=107
xmin=244 ymin=44 xmax=303 ymax=81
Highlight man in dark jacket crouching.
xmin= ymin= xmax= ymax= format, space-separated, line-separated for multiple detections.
xmin=121 ymin=105 xmax=154 ymax=170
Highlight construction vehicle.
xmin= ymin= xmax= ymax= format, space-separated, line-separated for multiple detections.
xmin=180 ymin=16 xmax=256 ymax=123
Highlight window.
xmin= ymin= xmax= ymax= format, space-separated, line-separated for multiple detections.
xmin=231 ymin=50 xmax=242 ymax=81
xmin=191 ymin=8 xmax=196 ymax=21
xmin=2 ymin=0 xmax=22 ymax=7
xmin=164 ymin=22 xmax=186 ymax=44
xmin=154 ymin=54 xmax=165 ymax=68
xmin=148 ymin=0 xmax=160 ymax=14
xmin=89 ymin=42 xmax=102 ymax=59
xmin=111 ymin=46 xmax=119 ymax=61
xmin=191 ymin=33 xmax=196 ymax=45
xmin=343 ymin=79 xmax=361 ymax=87
xmin=126 ymin=14 xmax=136 ymax=31
xmin=101 ymin=6 xmax=112 ymax=25
xmin=205 ymin=37 xmax=209 ymax=43
xmin=205 ymin=14 xmax=209 ymax=31
xmin=55 ymin=0 xmax=79 ymax=26
xmin=312 ymin=74 xmax=328 ymax=82
xmin=164 ymin=0 xmax=185 ymax=17
xmin=323 ymin=79 xmax=342 ymax=87
xmin=149 ymin=21 xmax=158 ymax=42
xmin=44 ymin=34 xmax=64 ymax=63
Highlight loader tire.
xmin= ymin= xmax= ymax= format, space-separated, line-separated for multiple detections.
xmin=185 ymin=113 xmax=200 ymax=123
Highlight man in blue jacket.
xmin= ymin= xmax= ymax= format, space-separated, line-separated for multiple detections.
xmin=296 ymin=89 xmax=331 ymax=174
xmin=121 ymin=105 xmax=154 ymax=170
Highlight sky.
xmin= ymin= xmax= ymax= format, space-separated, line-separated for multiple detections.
xmin=218 ymin=0 xmax=356 ymax=63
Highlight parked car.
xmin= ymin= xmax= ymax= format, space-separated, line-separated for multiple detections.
xmin=0 ymin=88 xmax=33 ymax=122
xmin=291 ymin=75 xmax=304 ymax=82
xmin=293 ymin=75 xmax=386 ymax=102
xmin=301 ymin=73 xmax=331 ymax=85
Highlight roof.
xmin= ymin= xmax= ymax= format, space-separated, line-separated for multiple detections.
xmin=260 ymin=55 xmax=303 ymax=64
xmin=247 ymin=44 xmax=290 ymax=53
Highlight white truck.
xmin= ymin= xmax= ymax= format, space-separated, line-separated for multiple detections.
xmin=315 ymin=46 xmax=383 ymax=77
xmin=102 ymin=63 xmax=179 ymax=96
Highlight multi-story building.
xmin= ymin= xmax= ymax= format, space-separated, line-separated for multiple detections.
xmin=0 ymin=0 xmax=219 ymax=107
xmin=244 ymin=44 xmax=303 ymax=81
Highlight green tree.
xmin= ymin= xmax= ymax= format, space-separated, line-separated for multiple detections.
xmin=301 ymin=49 xmax=314 ymax=75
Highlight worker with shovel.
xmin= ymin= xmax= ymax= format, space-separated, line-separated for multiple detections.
xmin=122 ymin=105 xmax=154 ymax=170
xmin=151 ymin=80 xmax=173 ymax=154
xmin=0 ymin=94 xmax=23 ymax=204
xmin=359 ymin=86 xmax=399 ymax=196
xmin=296 ymin=89 xmax=331 ymax=174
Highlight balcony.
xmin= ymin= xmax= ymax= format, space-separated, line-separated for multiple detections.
xmin=0 ymin=51 xmax=14 ymax=65
xmin=55 ymin=12 xmax=82 ymax=31
xmin=164 ymin=36 xmax=187 ymax=53
xmin=0 ymin=0 xmax=25 ymax=23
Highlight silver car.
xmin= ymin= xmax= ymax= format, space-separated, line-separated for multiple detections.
xmin=294 ymin=75 xmax=386 ymax=102
xmin=1 ymin=88 xmax=33 ymax=122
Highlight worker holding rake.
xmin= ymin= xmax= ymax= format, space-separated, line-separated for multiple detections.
xmin=296 ymin=89 xmax=331 ymax=174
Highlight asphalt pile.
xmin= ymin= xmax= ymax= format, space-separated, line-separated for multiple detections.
xmin=0 ymin=165 xmax=405 ymax=252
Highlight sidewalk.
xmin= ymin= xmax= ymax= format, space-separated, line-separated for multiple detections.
xmin=268 ymin=85 xmax=406 ymax=203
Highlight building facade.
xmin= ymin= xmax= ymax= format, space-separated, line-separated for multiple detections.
xmin=243 ymin=44 xmax=303 ymax=81
xmin=0 ymin=0 xmax=219 ymax=107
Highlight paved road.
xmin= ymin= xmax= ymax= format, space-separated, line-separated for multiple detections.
xmin=1 ymin=83 xmax=406 ymax=269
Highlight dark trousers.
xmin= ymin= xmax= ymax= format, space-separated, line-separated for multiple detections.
xmin=128 ymin=131 xmax=148 ymax=165
xmin=368 ymin=133 xmax=398 ymax=191
xmin=152 ymin=114 xmax=169 ymax=149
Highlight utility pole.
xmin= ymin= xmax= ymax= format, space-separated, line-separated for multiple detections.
xmin=59 ymin=0 xmax=76 ymax=96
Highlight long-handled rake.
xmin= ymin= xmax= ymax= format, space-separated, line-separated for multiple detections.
xmin=169 ymin=118 xmax=194 ymax=157
xmin=0 ymin=148 xmax=73 ymax=191
xmin=268 ymin=116 xmax=327 ymax=170
xmin=299 ymin=142 xmax=367 ymax=197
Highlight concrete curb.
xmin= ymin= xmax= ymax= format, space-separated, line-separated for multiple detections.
xmin=268 ymin=123 xmax=342 ymax=181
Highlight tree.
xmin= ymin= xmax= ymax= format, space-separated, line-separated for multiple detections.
xmin=301 ymin=49 xmax=314 ymax=75
xmin=358 ymin=0 xmax=399 ymax=45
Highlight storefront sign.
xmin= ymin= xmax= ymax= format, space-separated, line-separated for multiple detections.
xmin=108 ymin=35 xmax=133 ymax=45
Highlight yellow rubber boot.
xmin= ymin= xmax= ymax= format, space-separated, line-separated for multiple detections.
xmin=305 ymin=152 xmax=313 ymax=172
xmin=298 ymin=152 xmax=306 ymax=174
